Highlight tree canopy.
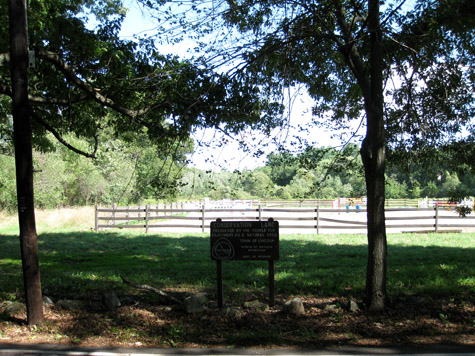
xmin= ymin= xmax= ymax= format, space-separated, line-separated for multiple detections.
xmin=1 ymin=0 xmax=282 ymax=163
xmin=2 ymin=0 xmax=285 ymax=324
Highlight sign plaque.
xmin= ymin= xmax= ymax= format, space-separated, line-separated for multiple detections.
xmin=210 ymin=218 xmax=279 ymax=308
xmin=210 ymin=220 xmax=279 ymax=261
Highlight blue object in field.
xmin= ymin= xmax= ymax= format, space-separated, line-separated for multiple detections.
xmin=356 ymin=205 xmax=361 ymax=212
xmin=346 ymin=205 xmax=350 ymax=212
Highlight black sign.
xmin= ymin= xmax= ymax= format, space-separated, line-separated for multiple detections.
xmin=210 ymin=220 xmax=279 ymax=261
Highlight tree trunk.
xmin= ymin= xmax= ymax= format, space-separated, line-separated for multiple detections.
xmin=9 ymin=0 xmax=44 ymax=325
xmin=361 ymin=0 xmax=387 ymax=311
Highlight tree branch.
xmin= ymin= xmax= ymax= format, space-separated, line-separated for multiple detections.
xmin=31 ymin=110 xmax=98 ymax=158
xmin=1 ymin=80 xmax=89 ymax=105
xmin=332 ymin=0 xmax=371 ymax=98
xmin=37 ymin=49 xmax=154 ymax=121
xmin=121 ymin=276 xmax=183 ymax=305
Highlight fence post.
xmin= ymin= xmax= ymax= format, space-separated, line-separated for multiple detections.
xmin=95 ymin=205 xmax=99 ymax=232
xmin=201 ymin=204 xmax=206 ymax=233
xmin=316 ymin=206 xmax=320 ymax=235
xmin=138 ymin=201 xmax=141 ymax=222
xmin=435 ymin=205 xmax=439 ymax=233
xmin=258 ymin=204 xmax=262 ymax=221
xmin=112 ymin=203 xmax=116 ymax=226
xmin=145 ymin=204 xmax=149 ymax=233
xmin=126 ymin=204 xmax=129 ymax=226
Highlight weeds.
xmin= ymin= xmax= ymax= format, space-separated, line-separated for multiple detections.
xmin=166 ymin=323 xmax=186 ymax=347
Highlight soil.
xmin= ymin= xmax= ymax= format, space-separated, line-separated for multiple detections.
xmin=1 ymin=289 xmax=474 ymax=350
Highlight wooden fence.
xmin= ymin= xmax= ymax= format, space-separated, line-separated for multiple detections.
xmin=95 ymin=203 xmax=475 ymax=234
xmin=192 ymin=198 xmax=459 ymax=209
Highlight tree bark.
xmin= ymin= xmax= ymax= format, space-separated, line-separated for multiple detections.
xmin=361 ymin=0 xmax=387 ymax=311
xmin=8 ymin=0 xmax=44 ymax=325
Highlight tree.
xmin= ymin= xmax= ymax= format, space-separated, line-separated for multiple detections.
xmin=8 ymin=0 xmax=43 ymax=325
xmin=2 ymin=0 xmax=282 ymax=324
xmin=144 ymin=0 xmax=475 ymax=310
xmin=244 ymin=170 xmax=274 ymax=197
xmin=266 ymin=151 xmax=298 ymax=186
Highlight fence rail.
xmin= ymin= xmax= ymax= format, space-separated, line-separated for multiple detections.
xmin=190 ymin=198 xmax=466 ymax=209
xmin=95 ymin=203 xmax=475 ymax=234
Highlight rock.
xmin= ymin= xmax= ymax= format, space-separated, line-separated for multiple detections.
xmin=1 ymin=301 xmax=25 ymax=317
xmin=348 ymin=300 xmax=359 ymax=312
xmin=183 ymin=293 xmax=207 ymax=313
xmin=43 ymin=296 xmax=54 ymax=305
xmin=103 ymin=290 xmax=121 ymax=310
xmin=243 ymin=300 xmax=269 ymax=312
xmin=57 ymin=299 xmax=87 ymax=311
xmin=282 ymin=297 xmax=305 ymax=315
xmin=323 ymin=303 xmax=339 ymax=312
xmin=221 ymin=306 xmax=244 ymax=319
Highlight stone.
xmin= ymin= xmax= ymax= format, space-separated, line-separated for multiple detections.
xmin=243 ymin=300 xmax=269 ymax=312
xmin=282 ymin=297 xmax=305 ymax=315
xmin=1 ymin=301 xmax=25 ymax=317
xmin=221 ymin=306 xmax=244 ymax=319
xmin=183 ymin=293 xmax=207 ymax=313
xmin=42 ymin=296 xmax=54 ymax=305
xmin=323 ymin=303 xmax=339 ymax=312
xmin=348 ymin=300 xmax=359 ymax=312
xmin=103 ymin=290 xmax=121 ymax=310
xmin=57 ymin=299 xmax=87 ymax=311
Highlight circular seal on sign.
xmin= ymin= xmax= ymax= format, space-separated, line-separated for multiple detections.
xmin=212 ymin=238 xmax=234 ymax=260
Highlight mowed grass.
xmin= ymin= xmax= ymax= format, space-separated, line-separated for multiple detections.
xmin=1 ymin=208 xmax=474 ymax=303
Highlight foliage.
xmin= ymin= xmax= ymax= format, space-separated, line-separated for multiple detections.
xmin=0 ymin=0 xmax=283 ymax=212
xmin=140 ymin=0 xmax=475 ymax=153
xmin=1 ymin=139 xmax=474 ymax=210
xmin=0 ymin=154 xmax=16 ymax=212
xmin=177 ymin=144 xmax=474 ymax=201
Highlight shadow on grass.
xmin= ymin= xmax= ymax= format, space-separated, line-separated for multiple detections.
xmin=1 ymin=231 xmax=474 ymax=300
xmin=1 ymin=231 xmax=474 ymax=348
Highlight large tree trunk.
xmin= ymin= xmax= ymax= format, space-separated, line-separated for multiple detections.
xmin=361 ymin=134 xmax=387 ymax=311
xmin=9 ymin=0 xmax=44 ymax=325
xmin=361 ymin=0 xmax=387 ymax=311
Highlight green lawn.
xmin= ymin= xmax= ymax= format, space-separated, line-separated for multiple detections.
xmin=1 ymin=228 xmax=474 ymax=302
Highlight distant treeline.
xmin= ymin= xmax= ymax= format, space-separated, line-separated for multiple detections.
xmin=180 ymin=144 xmax=474 ymax=202
xmin=1 ymin=140 xmax=474 ymax=211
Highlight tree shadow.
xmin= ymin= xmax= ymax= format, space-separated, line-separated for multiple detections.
xmin=1 ymin=231 xmax=474 ymax=299
xmin=1 ymin=231 xmax=474 ymax=348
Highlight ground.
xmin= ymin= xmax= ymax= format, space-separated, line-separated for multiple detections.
xmin=1 ymin=290 xmax=474 ymax=349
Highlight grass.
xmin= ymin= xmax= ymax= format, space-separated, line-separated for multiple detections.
xmin=0 ymin=207 xmax=474 ymax=302
xmin=1 ymin=208 xmax=474 ymax=348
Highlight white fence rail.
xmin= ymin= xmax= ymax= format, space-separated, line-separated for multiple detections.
xmin=95 ymin=203 xmax=475 ymax=234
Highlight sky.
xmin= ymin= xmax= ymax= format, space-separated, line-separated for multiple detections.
xmin=117 ymin=1 xmax=363 ymax=171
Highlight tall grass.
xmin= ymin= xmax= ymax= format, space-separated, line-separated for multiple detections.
xmin=0 ymin=206 xmax=94 ymax=232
